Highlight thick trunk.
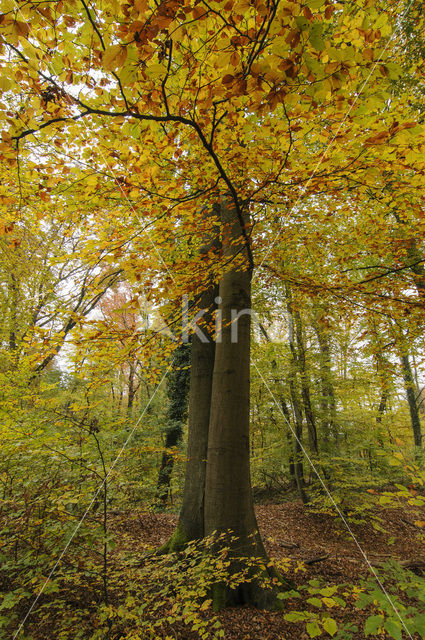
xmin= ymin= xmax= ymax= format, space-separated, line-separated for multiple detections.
xmin=177 ymin=290 xmax=217 ymax=541
xmin=160 ymin=207 xmax=219 ymax=549
xmin=204 ymin=201 xmax=285 ymax=608
xmin=160 ymin=202 xmax=291 ymax=606
xmin=204 ymin=264 xmax=258 ymax=547
xmin=204 ymin=205 xmax=257 ymax=537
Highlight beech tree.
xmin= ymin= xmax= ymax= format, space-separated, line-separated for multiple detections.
xmin=1 ymin=0 xmax=425 ymax=610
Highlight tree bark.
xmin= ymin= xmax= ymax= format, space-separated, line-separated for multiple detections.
xmin=204 ymin=200 xmax=286 ymax=608
xmin=204 ymin=205 xmax=258 ymax=546
xmin=293 ymin=309 xmax=318 ymax=456
xmin=159 ymin=207 xmax=219 ymax=549
xmin=127 ymin=361 xmax=136 ymax=416
xmin=159 ymin=202 xmax=291 ymax=607
xmin=312 ymin=308 xmax=337 ymax=445
xmin=392 ymin=211 xmax=425 ymax=301
xmin=400 ymin=352 xmax=422 ymax=449
xmin=285 ymin=301 xmax=309 ymax=503
xmin=156 ymin=342 xmax=191 ymax=505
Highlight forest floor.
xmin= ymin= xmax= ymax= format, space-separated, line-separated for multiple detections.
xmin=110 ymin=500 xmax=425 ymax=640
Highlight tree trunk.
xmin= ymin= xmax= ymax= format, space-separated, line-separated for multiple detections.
xmin=400 ymin=353 xmax=422 ymax=450
xmin=156 ymin=342 xmax=191 ymax=505
xmin=204 ymin=223 xmax=257 ymax=545
xmin=391 ymin=211 xmax=425 ymax=301
xmin=204 ymin=200 xmax=286 ymax=608
xmin=376 ymin=388 xmax=389 ymax=424
xmin=293 ymin=309 xmax=318 ymax=456
xmin=160 ymin=201 xmax=291 ymax=607
xmin=260 ymin=326 xmax=296 ymax=490
xmin=312 ymin=308 xmax=337 ymax=446
xmin=286 ymin=302 xmax=309 ymax=503
xmin=127 ymin=361 xmax=136 ymax=416
xmin=278 ymin=394 xmax=296 ymax=489
xmin=159 ymin=207 xmax=219 ymax=549
xmin=391 ymin=320 xmax=422 ymax=451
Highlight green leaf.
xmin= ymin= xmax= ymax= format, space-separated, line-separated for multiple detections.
xmin=285 ymin=611 xmax=309 ymax=622
xmin=384 ymin=619 xmax=402 ymax=640
xmin=306 ymin=0 xmax=326 ymax=8
xmin=307 ymin=621 xmax=322 ymax=638
xmin=0 ymin=592 xmax=18 ymax=610
xmin=309 ymin=580 xmax=321 ymax=587
xmin=0 ymin=76 xmax=12 ymax=92
xmin=309 ymin=23 xmax=325 ymax=51
xmin=322 ymin=617 xmax=338 ymax=636
xmin=355 ymin=592 xmax=372 ymax=609
xmin=307 ymin=597 xmax=323 ymax=608
xmin=364 ymin=615 xmax=383 ymax=635
xmin=413 ymin=614 xmax=425 ymax=635
xmin=305 ymin=54 xmax=323 ymax=77
xmin=295 ymin=16 xmax=310 ymax=31
xmin=145 ymin=63 xmax=166 ymax=79
xmin=385 ymin=63 xmax=402 ymax=79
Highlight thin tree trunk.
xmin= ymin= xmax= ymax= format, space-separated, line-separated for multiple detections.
xmin=278 ymin=394 xmax=296 ymax=489
xmin=156 ymin=342 xmax=191 ymax=505
xmin=286 ymin=301 xmax=308 ymax=503
xmin=392 ymin=211 xmax=425 ymax=301
xmin=400 ymin=353 xmax=422 ymax=449
xmin=293 ymin=309 xmax=318 ymax=456
xmin=312 ymin=308 xmax=337 ymax=445
xmin=127 ymin=361 xmax=136 ymax=416
xmin=402 ymin=238 xmax=425 ymax=299
xmin=288 ymin=377 xmax=309 ymax=504
xmin=392 ymin=319 xmax=422 ymax=451
xmin=8 ymin=273 xmax=18 ymax=355
xmin=376 ymin=388 xmax=389 ymax=424
xmin=368 ymin=319 xmax=391 ymax=444
xmin=259 ymin=325 xmax=296 ymax=489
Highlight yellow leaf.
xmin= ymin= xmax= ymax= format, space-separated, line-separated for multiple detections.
xmin=103 ymin=44 xmax=127 ymax=71
xmin=0 ymin=76 xmax=12 ymax=91
xmin=145 ymin=63 xmax=166 ymax=79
